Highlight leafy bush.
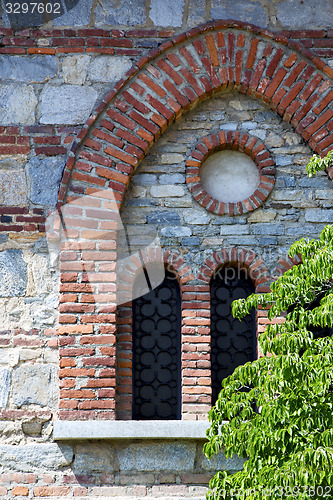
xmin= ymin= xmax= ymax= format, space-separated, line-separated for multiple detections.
xmin=204 ymin=155 xmax=333 ymax=499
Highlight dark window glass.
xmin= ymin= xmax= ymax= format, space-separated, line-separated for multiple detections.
xmin=132 ymin=270 xmax=181 ymax=420
xmin=211 ymin=267 xmax=256 ymax=405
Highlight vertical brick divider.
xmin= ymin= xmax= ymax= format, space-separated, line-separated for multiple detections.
xmin=58 ymin=191 xmax=118 ymax=420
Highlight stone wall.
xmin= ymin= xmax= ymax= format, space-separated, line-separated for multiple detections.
xmin=0 ymin=2 xmax=333 ymax=499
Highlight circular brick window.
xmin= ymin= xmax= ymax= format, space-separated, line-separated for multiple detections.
xmin=186 ymin=131 xmax=275 ymax=216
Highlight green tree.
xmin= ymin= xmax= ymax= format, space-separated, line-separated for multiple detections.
xmin=204 ymin=154 xmax=333 ymax=499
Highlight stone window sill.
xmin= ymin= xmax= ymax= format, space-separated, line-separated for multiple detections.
xmin=53 ymin=420 xmax=209 ymax=440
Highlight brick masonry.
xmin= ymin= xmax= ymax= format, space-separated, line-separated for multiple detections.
xmin=1 ymin=9 xmax=333 ymax=500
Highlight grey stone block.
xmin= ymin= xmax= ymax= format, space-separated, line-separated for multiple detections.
xmin=220 ymin=225 xmax=250 ymax=235
xmin=0 ymin=249 xmax=27 ymax=297
xmin=305 ymin=209 xmax=333 ymax=223
xmin=259 ymin=237 xmax=278 ymax=246
xmin=0 ymin=170 xmax=26 ymax=206
xmin=88 ymin=56 xmax=133 ymax=83
xmin=275 ymin=155 xmax=293 ymax=167
xmin=134 ymin=174 xmax=157 ymax=186
xmin=151 ymin=185 xmax=185 ymax=197
xmin=0 ymin=444 xmax=73 ymax=471
xmin=0 ymin=369 xmax=11 ymax=409
xmin=148 ymin=211 xmax=181 ymax=225
xmin=182 ymin=237 xmax=200 ymax=246
xmin=28 ymin=156 xmax=65 ymax=207
xmin=0 ymin=84 xmax=37 ymax=125
xmin=187 ymin=0 xmax=207 ymax=27
xmin=13 ymin=364 xmax=55 ymax=408
xmin=225 ymin=236 xmax=258 ymax=245
xmin=211 ymin=0 xmax=268 ymax=28
xmin=95 ymin=0 xmax=146 ymax=26
xmin=53 ymin=0 xmax=94 ymax=26
xmin=118 ymin=441 xmax=196 ymax=471
xmin=149 ymin=0 xmax=185 ymax=27
xmin=74 ymin=443 xmax=118 ymax=473
xmin=299 ymin=177 xmax=332 ymax=188
xmin=160 ymin=226 xmax=191 ymax=237
xmin=277 ymin=0 xmax=333 ymax=28
xmin=40 ymin=85 xmax=98 ymax=125
xmin=184 ymin=209 xmax=210 ymax=225
xmin=275 ymin=176 xmax=296 ymax=188
xmin=252 ymin=224 xmax=285 ymax=235
xmin=0 ymin=56 xmax=58 ymax=83
xmin=159 ymin=174 xmax=185 ymax=184
xmin=199 ymin=450 xmax=245 ymax=472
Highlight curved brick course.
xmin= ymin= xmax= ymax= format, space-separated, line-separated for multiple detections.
xmin=186 ymin=130 xmax=275 ymax=215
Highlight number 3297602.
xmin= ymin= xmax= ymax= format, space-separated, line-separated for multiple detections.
xmin=5 ymin=3 xmax=61 ymax=14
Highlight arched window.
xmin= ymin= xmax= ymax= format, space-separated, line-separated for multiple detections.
xmin=210 ymin=267 xmax=256 ymax=405
xmin=132 ymin=269 xmax=181 ymax=420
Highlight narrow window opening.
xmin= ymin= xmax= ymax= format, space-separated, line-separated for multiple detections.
xmin=132 ymin=269 xmax=181 ymax=420
xmin=210 ymin=266 xmax=256 ymax=405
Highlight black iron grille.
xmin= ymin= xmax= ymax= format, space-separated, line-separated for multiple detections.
xmin=211 ymin=267 xmax=256 ymax=405
xmin=132 ymin=270 xmax=181 ymax=420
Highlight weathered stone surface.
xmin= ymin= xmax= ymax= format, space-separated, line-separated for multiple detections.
xmin=247 ymin=209 xmax=277 ymax=223
xmin=74 ymin=443 xmax=118 ymax=473
xmin=148 ymin=211 xmax=180 ymax=225
xmin=275 ymin=155 xmax=293 ymax=166
xmin=161 ymin=153 xmax=185 ymax=164
xmin=135 ymin=174 xmax=157 ymax=185
xmin=199 ymin=450 xmax=245 ymax=472
xmin=0 ymin=56 xmax=58 ymax=83
xmin=259 ymin=237 xmax=278 ymax=246
xmin=95 ymin=0 xmax=146 ymax=26
xmin=160 ymin=226 xmax=191 ymax=237
xmin=0 ymin=250 xmax=27 ymax=298
xmin=28 ymin=156 xmax=65 ymax=207
xmin=305 ymin=209 xmax=333 ymax=223
xmin=62 ymin=55 xmax=90 ymax=85
xmin=149 ymin=0 xmax=185 ymax=27
xmin=184 ymin=209 xmax=210 ymax=225
xmin=0 ymin=444 xmax=73 ymax=471
xmin=150 ymin=185 xmax=185 ymax=197
xmin=314 ymin=189 xmax=333 ymax=199
xmin=40 ymin=85 xmax=98 ymax=125
xmin=0 ymin=349 xmax=19 ymax=367
xmin=277 ymin=0 xmax=333 ymax=28
xmin=89 ymin=56 xmax=133 ymax=83
xmin=118 ymin=441 xmax=196 ymax=471
xmin=159 ymin=174 xmax=185 ymax=184
xmin=0 ymin=170 xmax=26 ymax=205
xmin=275 ymin=176 xmax=296 ymax=188
xmin=187 ymin=0 xmax=207 ymax=27
xmin=0 ymin=84 xmax=37 ymax=124
xmin=220 ymin=225 xmax=250 ymax=235
xmin=265 ymin=132 xmax=284 ymax=148
xmin=12 ymin=364 xmax=56 ymax=408
xmin=0 ymin=369 xmax=11 ymax=409
xmin=182 ymin=236 xmax=200 ymax=246
xmin=252 ymin=224 xmax=285 ymax=235
xmin=53 ymin=0 xmax=94 ymax=26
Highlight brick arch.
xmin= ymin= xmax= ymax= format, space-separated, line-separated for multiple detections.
xmin=57 ymin=20 xmax=333 ymax=420
xmin=199 ymin=247 xmax=271 ymax=293
xmin=272 ymin=253 xmax=302 ymax=280
xmin=58 ymin=19 xmax=333 ymax=212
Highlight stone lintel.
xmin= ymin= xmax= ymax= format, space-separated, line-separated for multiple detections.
xmin=54 ymin=420 xmax=209 ymax=440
